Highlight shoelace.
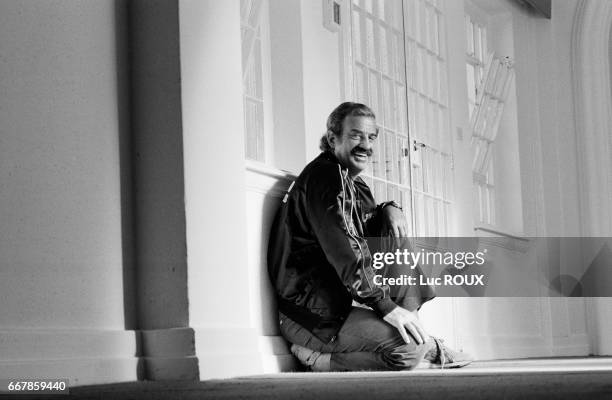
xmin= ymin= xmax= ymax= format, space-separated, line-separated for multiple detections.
xmin=432 ymin=337 xmax=447 ymax=369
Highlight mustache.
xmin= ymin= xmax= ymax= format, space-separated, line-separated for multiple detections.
xmin=351 ymin=147 xmax=373 ymax=157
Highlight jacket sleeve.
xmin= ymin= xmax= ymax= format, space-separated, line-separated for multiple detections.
xmin=305 ymin=165 xmax=397 ymax=317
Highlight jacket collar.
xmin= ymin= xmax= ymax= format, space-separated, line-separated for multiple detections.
xmin=318 ymin=151 xmax=366 ymax=184
xmin=320 ymin=150 xmax=349 ymax=173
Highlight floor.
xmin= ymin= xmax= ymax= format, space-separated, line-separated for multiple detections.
xmin=19 ymin=358 xmax=612 ymax=399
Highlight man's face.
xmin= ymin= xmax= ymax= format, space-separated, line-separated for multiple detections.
xmin=329 ymin=115 xmax=378 ymax=177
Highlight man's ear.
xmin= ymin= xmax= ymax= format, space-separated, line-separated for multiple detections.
xmin=327 ymin=130 xmax=336 ymax=149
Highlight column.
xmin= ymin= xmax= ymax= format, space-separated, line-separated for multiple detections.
xmin=178 ymin=0 xmax=266 ymax=378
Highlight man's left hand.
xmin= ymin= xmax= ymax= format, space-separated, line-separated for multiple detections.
xmin=383 ymin=306 xmax=429 ymax=345
xmin=381 ymin=204 xmax=409 ymax=238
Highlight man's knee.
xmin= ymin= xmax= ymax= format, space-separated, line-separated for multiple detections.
xmin=381 ymin=342 xmax=429 ymax=370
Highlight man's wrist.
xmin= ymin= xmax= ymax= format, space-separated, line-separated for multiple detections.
xmin=380 ymin=201 xmax=402 ymax=212
xmin=372 ymin=297 xmax=398 ymax=317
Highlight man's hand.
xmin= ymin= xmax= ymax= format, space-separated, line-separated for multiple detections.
xmin=383 ymin=306 xmax=429 ymax=345
xmin=381 ymin=204 xmax=409 ymax=238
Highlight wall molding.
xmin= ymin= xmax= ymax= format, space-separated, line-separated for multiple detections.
xmin=246 ymin=161 xmax=296 ymax=197
xmin=246 ymin=160 xmax=296 ymax=181
xmin=0 ymin=329 xmax=139 ymax=386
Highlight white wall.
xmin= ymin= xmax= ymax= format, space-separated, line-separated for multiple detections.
xmin=269 ymin=0 xmax=308 ymax=173
xmin=0 ymin=0 xmax=137 ymax=384
xmin=532 ymin=0 xmax=581 ymax=237
xmin=268 ymin=0 xmax=342 ymax=174
xmin=300 ymin=0 xmax=343 ymax=162
xmin=0 ymin=0 xmax=128 ymax=330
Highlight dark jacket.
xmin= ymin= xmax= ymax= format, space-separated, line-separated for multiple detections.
xmin=267 ymin=151 xmax=398 ymax=343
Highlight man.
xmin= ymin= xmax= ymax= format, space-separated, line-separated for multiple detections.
xmin=267 ymin=102 xmax=472 ymax=371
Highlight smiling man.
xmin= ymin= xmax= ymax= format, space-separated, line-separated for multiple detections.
xmin=268 ymin=102 xmax=472 ymax=371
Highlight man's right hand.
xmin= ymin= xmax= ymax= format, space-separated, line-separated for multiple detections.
xmin=383 ymin=306 xmax=429 ymax=345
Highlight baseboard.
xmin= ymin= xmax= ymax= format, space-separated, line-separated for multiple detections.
xmin=140 ymin=327 xmax=199 ymax=380
xmin=552 ymin=333 xmax=591 ymax=357
xmin=0 ymin=329 xmax=139 ymax=386
xmin=0 ymin=358 xmax=140 ymax=387
xmin=141 ymin=356 xmax=199 ymax=380
xmin=458 ymin=333 xmax=591 ymax=360
xmin=258 ymin=334 xmax=300 ymax=372
xmin=193 ymin=326 xmax=299 ymax=378
xmin=138 ymin=327 xmax=299 ymax=380
xmin=458 ymin=335 xmax=550 ymax=359
xmin=194 ymin=326 xmax=265 ymax=379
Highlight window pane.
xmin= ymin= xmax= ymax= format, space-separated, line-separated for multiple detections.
xmin=366 ymin=17 xmax=376 ymax=67
xmin=398 ymin=136 xmax=410 ymax=185
xmin=355 ymin=65 xmax=369 ymax=104
xmin=372 ymin=129 xmax=385 ymax=178
xmin=352 ymin=10 xmax=362 ymax=62
xmin=394 ymin=33 xmax=405 ymax=83
xmin=474 ymin=25 xmax=482 ymax=61
xmin=374 ymin=180 xmax=386 ymax=202
xmin=383 ymin=78 xmax=395 ymax=130
xmin=466 ymin=16 xmax=474 ymax=56
xmin=380 ymin=26 xmax=390 ymax=75
xmin=385 ymin=0 xmax=402 ymax=29
xmin=384 ymin=130 xmax=398 ymax=182
xmin=432 ymin=11 xmax=440 ymax=55
xmin=415 ymin=193 xmax=424 ymax=234
xmin=241 ymin=0 xmax=266 ymax=161
xmin=397 ymin=83 xmax=407 ymax=135
xmin=369 ymin=71 xmax=381 ymax=118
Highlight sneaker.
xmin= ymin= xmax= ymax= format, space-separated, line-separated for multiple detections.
xmin=423 ymin=338 xmax=473 ymax=369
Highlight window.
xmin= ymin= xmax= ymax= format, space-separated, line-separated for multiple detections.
xmin=465 ymin=14 xmax=487 ymax=120
xmin=240 ymin=0 xmax=272 ymax=162
xmin=465 ymin=12 xmax=495 ymax=225
xmin=465 ymin=0 xmax=522 ymax=233
xmin=470 ymin=52 xmax=515 ymax=226
xmin=345 ymin=0 xmax=454 ymax=237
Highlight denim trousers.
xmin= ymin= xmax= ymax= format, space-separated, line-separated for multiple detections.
xmin=280 ymin=307 xmax=434 ymax=371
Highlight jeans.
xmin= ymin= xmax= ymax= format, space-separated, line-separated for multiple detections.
xmin=280 ymin=307 xmax=434 ymax=371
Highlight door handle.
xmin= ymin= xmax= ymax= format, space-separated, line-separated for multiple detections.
xmin=413 ymin=140 xmax=426 ymax=151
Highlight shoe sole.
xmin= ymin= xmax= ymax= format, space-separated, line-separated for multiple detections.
xmin=417 ymin=360 xmax=473 ymax=369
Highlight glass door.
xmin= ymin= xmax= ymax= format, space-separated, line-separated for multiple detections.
xmin=348 ymin=0 xmax=454 ymax=236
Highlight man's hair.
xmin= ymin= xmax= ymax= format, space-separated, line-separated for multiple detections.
xmin=320 ymin=102 xmax=377 ymax=152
